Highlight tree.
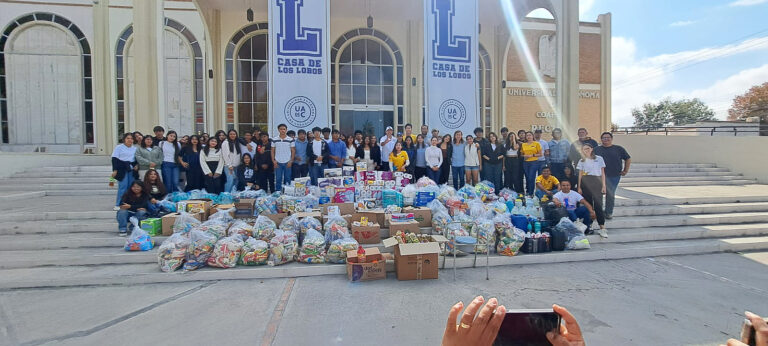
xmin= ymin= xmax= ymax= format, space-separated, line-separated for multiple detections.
xmin=632 ymin=98 xmax=716 ymax=128
xmin=728 ymin=82 xmax=768 ymax=121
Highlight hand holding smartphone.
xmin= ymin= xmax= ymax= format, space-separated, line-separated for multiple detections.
xmin=494 ymin=309 xmax=561 ymax=346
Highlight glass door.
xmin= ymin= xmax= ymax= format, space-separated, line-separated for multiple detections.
xmin=338 ymin=107 xmax=394 ymax=139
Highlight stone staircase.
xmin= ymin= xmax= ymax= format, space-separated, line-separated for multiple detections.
xmin=0 ymin=163 xmax=767 ymax=289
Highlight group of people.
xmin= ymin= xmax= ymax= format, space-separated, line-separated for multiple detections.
xmin=111 ymin=123 xmax=630 ymax=236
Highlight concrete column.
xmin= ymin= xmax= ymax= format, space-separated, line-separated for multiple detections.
xmin=598 ymin=13 xmax=612 ymax=132
xmin=407 ymin=19 xmax=420 ymax=127
xmin=92 ymin=0 xmax=114 ymax=154
xmin=555 ymin=0 xmax=580 ymax=131
xmin=203 ymin=9 xmax=224 ymax=132
xmin=132 ymin=0 xmax=164 ymax=133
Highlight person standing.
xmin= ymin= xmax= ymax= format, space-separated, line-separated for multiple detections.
xmin=239 ymin=131 xmax=258 ymax=160
xmin=353 ymin=130 xmax=364 ymax=146
xmin=568 ymin=128 xmax=599 ymax=170
xmin=577 ymin=143 xmax=608 ymax=238
xmin=438 ymin=134 xmax=452 ymax=185
xmin=151 ymin=126 xmax=165 ymax=147
xmin=255 ymin=132 xmax=275 ymax=192
xmin=521 ymin=131 xmax=543 ymax=196
xmin=221 ymin=129 xmax=243 ymax=193
xmin=200 ymin=137 xmax=225 ymax=194
xmin=180 ymin=135 xmax=204 ymax=191
xmin=327 ymin=129 xmax=347 ymax=169
xmin=503 ymin=132 xmax=522 ymax=193
xmin=413 ymin=134 xmax=428 ymax=181
xmin=368 ymin=135 xmax=382 ymax=171
xmin=379 ymin=126 xmax=396 ymax=171
xmin=403 ymin=136 xmax=416 ymax=175
xmin=481 ymin=132 xmax=505 ymax=190
xmin=464 ymin=135 xmax=482 ymax=186
xmin=159 ymin=131 xmax=181 ymax=194
xmin=271 ymin=124 xmax=296 ymax=189
xmin=322 ymin=127 xmax=332 ymax=143
xmin=473 ymin=127 xmax=488 ymax=180
xmin=135 ymin=136 xmax=163 ymax=181
xmin=425 ymin=137 xmax=443 ymax=183
xmin=389 ymin=142 xmax=410 ymax=172
xmin=344 ymin=135 xmax=359 ymax=168
xmin=595 ymin=132 xmax=631 ymax=219
xmin=533 ymin=129 xmax=550 ymax=175
xmin=293 ymin=129 xmax=309 ymax=179
xmin=451 ymin=131 xmax=466 ymax=190
xmin=111 ymin=133 xmax=138 ymax=210
xmin=355 ymin=135 xmax=374 ymax=171
xmin=308 ymin=127 xmax=330 ymax=185
xmin=402 ymin=123 xmax=417 ymax=143
xmin=548 ymin=128 xmax=571 ymax=180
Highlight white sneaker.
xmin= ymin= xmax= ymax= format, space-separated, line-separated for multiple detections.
xmin=113 ymin=206 xmax=120 ymax=211
xmin=598 ymin=227 xmax=608 ymax=238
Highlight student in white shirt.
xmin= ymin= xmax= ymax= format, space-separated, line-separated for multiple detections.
xmin=159 ymin=131 xmax=181 ymax=194
xmin=271 ymin=123 xmax=296 ymax=189
xmin=576 ymin=143 xmax=608 ymax=238
xmin=221 ymin=129 xmax=243 ymax=193
xmin=425 ymin=137 xmax=443 ymax=183
xmin=200 ymin=137 xmax=225 ymax=194
xmin=534 ymin=129 xmax=550 ymax=175
xmin=379 ymin=126 xmax=396 ymax=171
xmin=552 ymin=180 xmax=597 ymax=231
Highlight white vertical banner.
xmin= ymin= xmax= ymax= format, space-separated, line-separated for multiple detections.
xmin=424 ymin=0 xmax=478 ymax=135
xmin=269 ymin=0 xmax=330 ymax=134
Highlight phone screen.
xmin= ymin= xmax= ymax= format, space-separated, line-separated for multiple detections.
xmin=493 ymin=309 xmax=561 ymax=346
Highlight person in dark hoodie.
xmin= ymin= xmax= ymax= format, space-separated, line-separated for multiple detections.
xmin=116 ymin=181 xmax=150 ymax=236
xmin=111 ymin=133 xmax=138 ymax=211
xmin=254 ymin=132 xmax=275 ymax=193
xmin=236 ymin=153 xmax=259 ymax=191
xmin=307 ymin=126 xmax=331 ymax=185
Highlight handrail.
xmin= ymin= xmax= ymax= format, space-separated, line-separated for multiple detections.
xmin=613 ymin=125 xmax=763 ymax=136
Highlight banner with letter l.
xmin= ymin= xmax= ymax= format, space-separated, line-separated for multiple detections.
xmin=269 ymin=0 xmax=330 ymax=134
xmin=424 ymin=0 xmax=478 ymax=136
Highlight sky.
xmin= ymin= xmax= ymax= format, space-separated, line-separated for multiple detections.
xmin=529 ymin=0 xmax=768 ymax=126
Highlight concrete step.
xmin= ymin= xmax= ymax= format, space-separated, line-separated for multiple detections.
xmin=627 ymin=167 xmax=729 ymax=173
xmin=624 ymin=171 xmax=736 ymax=178
xmin=0 ymin=211 xmax=115 ymax=222
xmin=0 ymin=233 xmax=169 ymax=251
xmin=0 ymin=236 xmax=766 ymax=288
xmin=0 ymin=220 xmax=117 ymax=235
xmin=630 ymin=163 xmax=716 ymax=168
xmin=12 ymin=171 xmax=112 ymax=178
xmin=614 ymin=196 xmax=768 ymax=207
xmin=40 ymin=183 xmax=115 ymax=191
xmin=0 ymin=191 xmax=46 ymax=202
xmin=588 ymin=223 xmax=768 ymax=244
xmin=620 ymin=180 xmax=756 ymax=187
xmin=0 ymin=177 xmax=108 ymax=184
xmin=620 ymin=175 xmax=745 ymax=183
xmin=607 ymin=211 xmax=768 ymax=229
xmin=46 ymin=190 xmax=117 ymax=196
xmin=613 ymin=202 xmax=768 ymax=217
xmin=35 ymin=166 xmax=112 ymax=172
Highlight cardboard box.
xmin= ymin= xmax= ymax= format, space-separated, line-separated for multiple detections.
xmin=404 ymin=207 xmax=432 ymax=227
xmin=351 ymin=223 xmax=382 ymax=244
xmin=178 ymin=199 xmax=213 ymax=219
xmin=161 ymin=212 xmax=202 ymax=236
xmin=357 ymin=210 xmax=386 ymax=226
xmin=388 ymin=220 xmax=421 ymax=235
xmin=263 ymin=212 xmax=287 ymax=225
xmin=140 ymin=218 xmax=162 ymax=236
xmin=382 ymin=237 xmax=445 ymax=281
xmin=321 ymin=203 xmax=356 ymax=216
xmin=346 ymin=248 xmax=386 ymax=282
xmin=235 ymin=198 xmax=255 ymax=215
xmin=292 ymin=211 xmax=322 ymax=223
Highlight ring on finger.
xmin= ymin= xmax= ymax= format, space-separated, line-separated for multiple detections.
xmin=460 ymin=322 xmax=471 ymax=329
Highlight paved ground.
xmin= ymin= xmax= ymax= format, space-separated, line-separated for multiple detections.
xmin=0 ymin=252 xmax=766 ymax=346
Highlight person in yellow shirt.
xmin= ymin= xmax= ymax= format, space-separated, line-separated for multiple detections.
xmin=535 ymin=166 xmax=560 ymax=199
xmin=389 ymin=141 xmax=410 ymax=172
xmin=402 ymin=123 xmax=417 ymax=144
xmin=521 ymin=131 xmax=543 ymax=196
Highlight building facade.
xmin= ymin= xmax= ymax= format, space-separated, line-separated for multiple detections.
xmin=0 ymin=0 xmax=610 ymax=154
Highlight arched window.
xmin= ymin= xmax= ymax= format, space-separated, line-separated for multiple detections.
xmin=478 ymin=44 xmax=492 ymax=134
xmin=331 ymin=28 xmax=403 ymax=138
xmin=115 ymin=18 xmax=204 ymax=136
xmin=0 ymin=13 xmax=93 ymax=146
xmin=225 ymin=23 xmax=269 ymax=134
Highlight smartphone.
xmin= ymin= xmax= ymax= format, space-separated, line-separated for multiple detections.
xmin=493 ymin=309 xmax=561 ymax=346
xmin=741 ymin=317 xmax=768 ymax=346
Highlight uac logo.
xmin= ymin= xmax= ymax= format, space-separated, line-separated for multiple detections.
xmin=294 ymin=105 xmax=306 ymax=118
xmin=431 ymin=0 xmax=471 ymax=63
xmin=277 ymin=0 xmax=322 ymax=57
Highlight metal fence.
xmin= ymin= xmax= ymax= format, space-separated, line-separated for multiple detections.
xmin=612 ymin=125 xmax=766 ymax=136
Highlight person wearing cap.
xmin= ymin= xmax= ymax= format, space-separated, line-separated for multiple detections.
xmin=379 ymin=126 xmax=396 ymax=171
xmin=533 ymin=129 xmax=550 ymax=175
xmin=576 ymin=142 xmax=608 ymax=238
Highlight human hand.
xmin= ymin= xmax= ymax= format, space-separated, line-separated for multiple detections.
xmin=181 ymin=162 xmax=189 ymax=169
xmin=214 ymin=173 xmax=221 ymax=178
xmin=286 ymin=162 xmax=293 ymax=168
xmin=229 ymin=166 xmax=234 ymax=172
xmin=724 ymin=311 xmax=767 ymax=346
xmin=150 ymin=198 xmax=157 ymax=204
xmin=546 ymin=304 xmax=585 ymax=346
xmin=577 ymin=188 xmax=582 ymax=195
xmin=601 ymin=186 xmax=606 ymax=194
xmin=272 ymin=160 xmax=278 ymax=168
xmin=120 ymin=204 xmax=131 ymax=210
xmin=620 ymin=170 xmax=628 ymax=176
xmin=208 ymin=173 xmax=214 ymax=177
xmin=554 ymin=200 xmax=562 ymax=207
xmin=590 ymin=211 xmax=596 ymax=220
xmin=442 ymin=296 xmax=506 ymax=346
xmin=111 ymin=170 xmax=117 ymax=178
xmin=149 ymin=162 xmax=156 ymax=168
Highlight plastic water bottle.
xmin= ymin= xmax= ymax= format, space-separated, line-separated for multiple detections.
xmin=534 ymin=221 xmax=541 ymax=234
xmin=527 ymin=222 xmax=532 ymax=233
xmin=534 ymin=197 xmax=541 ymax=207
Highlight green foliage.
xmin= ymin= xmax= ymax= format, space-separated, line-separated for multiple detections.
xmin=632 ymin=98 xmax=716 ymax=128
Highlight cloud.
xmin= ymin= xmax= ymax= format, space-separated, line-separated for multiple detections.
xmin=611 ymin=35 xmax=768 ymax=125
xmin=670 ymin=20 xmax=696 ymax=27
xmin=729 ymin=0 xmax=768 ymax=7
xmin=524 ymin=0 xmax=596 ymax=20
xmin=580 ymin=0 xmax=596 ymax=17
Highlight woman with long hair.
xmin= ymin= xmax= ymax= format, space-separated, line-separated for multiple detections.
xmin=521 ymin=131 xmax=542 ymax=196
xmin=438 ymin=134 xmax=453 ymax=185
xmin=388 ymin=141 xmax=409 ymax=172
xmin=562 ymin=165 xmax=578 ymax=191
xmin=116 ymin=181 xmax=150 ymax=236
xmin=577 ymin=143 xmax=608 ymax=237
xmin=221 ymin=129 xmax=243 ymax=193
xmin=425 ymin=137 xmax=443 ymax=183
xmin=451 ymin=131 xmax=466 ymax=190
xmin=159 ymin=130 xmax=181 ymax=193
xmin=180 ymin=135 xmax=204 ymax=191
xmin=255 ymin=132 xmax=275 ymax=192
xmin=111 ymin=133 xmax=138 ymax=210
xmin=200 ymin=137 xmax=225 ymax=194
xmin=236 ymin=153 xmax=258 ymax=191
xmin=142 ymin=169 xmax=167 ymax=216
xmin=503 ymin=132 xmax=522 ymax=193
xmin=354 ymin=135 xmax=373 ymax=171
xmin=135 ymin=135 xmax=163 ymax=185
xmin=413 ymin=134 xmax=427 ymax=181
xmin=132 ymin=132 xmax=144 ymax=146
xmin=368 ymin=135 xmax=382 ymax=171
xmin=481 ymin=132 xmax=504 ymax=191
xmin=344 ymin=135 xmax=358 ymax=167
xmin=215 ymin=130 xmax=227 ymax=149
xmin=463 ymin=135 xmax=481 ymax=186
xmin=403 ymin=136 xmax=416 ymax=175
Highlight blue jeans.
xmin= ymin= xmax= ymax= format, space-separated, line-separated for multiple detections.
xmin=567 ymin=206 xmax=592 ymax=229
xmin=523 ymin=161 xmax=541 ymax=196
xmin=550 ymin=162 xmax=566 ymax=180
xmin=485 ymin=162 xmax=502 ymax=192
xmin=380 ymin=162 xmax=390 ymax=171
xmin=310 ymin=163 xmax=327 ymax=186
xmin=161 ymin=162 xmax=180 ymax=193
xmin=224 ymin=166 xmax=238 ymax=193
xmin=535 ymin=188 xmax=558 ymax=199
xmin=605 ymin=176 xmax=621 ymax=215
xmin=116 ymin=209 xmax=148 ymax=232
xmin=451 ymin=166 xmax=465 ymax=190
xmin=293 ymin=163 xmax=308 ymax=178
xmin=275 ymin=162 xmax=292 ymax=189
xmin=115 ymin=173 xmax=133 ymax=207
xmin=426 ymin=166 xmax=440 ymax=183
